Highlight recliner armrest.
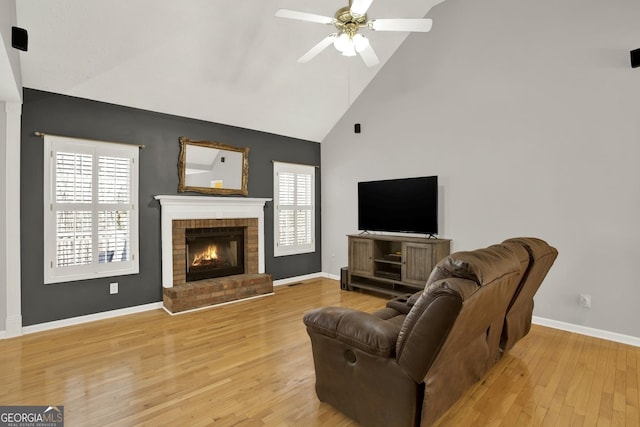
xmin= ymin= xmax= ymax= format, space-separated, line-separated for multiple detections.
xmin=386 ymin=291 xmax=422 ymax=314
xmin=303 ymin=307 xmax=401 ymax=358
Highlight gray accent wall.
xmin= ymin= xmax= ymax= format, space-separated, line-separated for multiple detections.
xmin=21 ymin=88 xmax=321 ymax=326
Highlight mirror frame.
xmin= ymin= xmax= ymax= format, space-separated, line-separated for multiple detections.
xmin=177 ymin=136 xmax=249 ymax=196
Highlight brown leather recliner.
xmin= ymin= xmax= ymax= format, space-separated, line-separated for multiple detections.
xmin=303 ymin=238 xmax=557 ymax=426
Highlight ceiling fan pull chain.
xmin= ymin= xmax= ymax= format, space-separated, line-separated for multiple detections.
xmin=348 ymin=59 xmax=352 ymax=106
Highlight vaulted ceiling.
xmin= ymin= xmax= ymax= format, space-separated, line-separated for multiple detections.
xmin=12 ymin=0 xmax=444 ymax=142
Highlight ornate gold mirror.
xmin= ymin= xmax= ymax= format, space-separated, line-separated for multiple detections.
xmin=177 ymin=137 xmax=249 ymax=196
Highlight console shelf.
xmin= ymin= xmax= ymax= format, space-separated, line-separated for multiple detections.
xmin=347 ymin=234 xmax=451 ymax=297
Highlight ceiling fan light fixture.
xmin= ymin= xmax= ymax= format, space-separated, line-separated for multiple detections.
xmin=333 ymin=33 xmax=352 ymax=53
xmin=341 ymin=44 xmax=357 ymax=57
xmin=352 ymin=34 xmax=369 ymax=52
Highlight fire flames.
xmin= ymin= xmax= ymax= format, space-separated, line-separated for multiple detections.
xmin=191 ymin=245 xmax=218 ymax=266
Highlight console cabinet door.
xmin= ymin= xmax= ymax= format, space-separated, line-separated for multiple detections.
xmin=349 ymin=238 xmax=374 ymax=276
xmin=401 ymin=243 xmax=433 ymax=286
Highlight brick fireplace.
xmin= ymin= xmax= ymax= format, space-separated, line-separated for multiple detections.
xmin=155 ymin=195 xmax=272 ymax=313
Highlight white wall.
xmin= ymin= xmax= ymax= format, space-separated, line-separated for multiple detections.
xmin=322 ymin=0 xmax=640 ymax=338
xmin=0 ymin=102 xmax=7 ymax=333
xmin=0 ymin=0 xmax=21 ymax=101
xmin=0 ymin=0 xmax=22 ymax=336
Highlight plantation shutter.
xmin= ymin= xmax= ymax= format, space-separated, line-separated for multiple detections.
xmin=55 ymin=151 xmax=93 ymax=267
xmin=98 ymin=155 xmax=132 ymax=264
xmin=274 ymin=162 xmax=315 ymax=257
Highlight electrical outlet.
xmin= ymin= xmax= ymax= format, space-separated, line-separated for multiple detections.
xmin=110 ymin=282 xmax=118 ymax=295
xmin=579 ymin=293 xmax=591 ymax=308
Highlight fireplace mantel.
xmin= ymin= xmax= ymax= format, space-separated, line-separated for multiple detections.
xmin=155 ymin=195 xmax=271 ymax=288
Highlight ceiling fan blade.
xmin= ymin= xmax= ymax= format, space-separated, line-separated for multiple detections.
xmin=350 ymin=0 xmax=374 ymax=16
xmin=275 ymin=9 xmax=334 ymax=25
xmin=358 ymin=44 xmax=380 ymax=67
xmin=298 ymin=35 xmax=337 ymax=63
xmin=369 ymin=18 xmax=433 ymax=32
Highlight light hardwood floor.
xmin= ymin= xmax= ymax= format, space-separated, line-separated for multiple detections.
xmin=1 ymin=278 xmax=638 ymax=426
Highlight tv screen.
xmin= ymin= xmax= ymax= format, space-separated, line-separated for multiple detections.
xmin=358 ymin=176 xmax=438 ymax=235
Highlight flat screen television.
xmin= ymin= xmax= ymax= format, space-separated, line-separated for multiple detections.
xmin=358 ymin=176 xmax=438 ymax=235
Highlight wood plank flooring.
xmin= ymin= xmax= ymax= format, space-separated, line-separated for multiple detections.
xmin=0 ymin=278 xmax=638 ymax=426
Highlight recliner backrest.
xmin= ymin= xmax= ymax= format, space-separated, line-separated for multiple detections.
xmin=395 ymin=277 xmax=473 ymax=382
xmin=396 ymin=244 xmax=524 ymax=382
xmin=426 ymin=243 xmax=526 ymax=287
xmin=396 ymin=244 xmax=527 ymax=426
xmin=500 ymin=237 xmax=558 ymax=353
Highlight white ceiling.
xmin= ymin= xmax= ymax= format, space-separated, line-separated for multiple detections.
xmin=14 ymin=0 xmax=444 ymax=142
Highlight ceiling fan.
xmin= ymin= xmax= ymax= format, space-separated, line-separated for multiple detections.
xmin=275 ymin=0 xmax=433 ymax=67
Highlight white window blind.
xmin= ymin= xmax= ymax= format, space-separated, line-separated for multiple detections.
xmin=273 ymin=162 xmax=315 ymax=257
xmin=44 ymin=135 xmax=139 ymax=284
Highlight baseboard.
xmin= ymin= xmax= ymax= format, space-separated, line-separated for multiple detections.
xmin=533 ymin=316 xmax=640 ymax=348
xmin=325 ymin=272 xmax=340 ymax=281
xmin=4 ymin=314 xmax=23 ymax=338
xmin=21 ymin=302 xmax=163 ymax=336
xmin=0 ymin=315 xmax=24 ymax=339
xmin=273 ymin=272 xmax=328 ymax=287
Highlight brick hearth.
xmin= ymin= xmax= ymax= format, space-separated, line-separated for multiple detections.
xmin=163 ymin=273 xmax=272 ymax=313
xmin=166 ymin=217 xmax=273 ymax=313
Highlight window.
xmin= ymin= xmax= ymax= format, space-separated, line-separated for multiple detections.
xmin=273 ymin=161 xmax=315 ymax=257
xmin=43 ymin=135 xmax=139 ymax=284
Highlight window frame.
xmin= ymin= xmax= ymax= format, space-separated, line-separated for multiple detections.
xmin=273 ymin=161 xmax=316 ymax=257
xmin=43 ymin=135 xmax=140 ymax=284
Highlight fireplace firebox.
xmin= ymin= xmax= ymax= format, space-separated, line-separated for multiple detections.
xmin=185 ymin=226 xmax=245 ymax=282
